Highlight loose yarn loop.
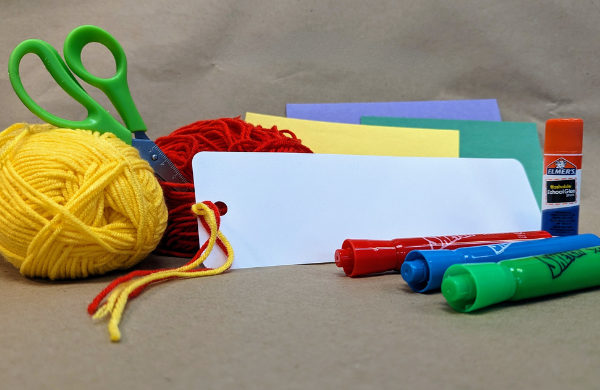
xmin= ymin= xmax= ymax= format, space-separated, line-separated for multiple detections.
xmin=89 ymin=201 xmax=233 ymax=342
xmin=154 ymin=117 xmax=313 ymax=257
xmin=0 ymin=123 xmax=168 ymax=279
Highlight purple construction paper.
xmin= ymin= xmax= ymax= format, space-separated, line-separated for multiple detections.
xmin=286 ymin=99 xmax=501 ymax=124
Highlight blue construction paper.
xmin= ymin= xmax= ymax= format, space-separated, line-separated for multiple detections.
xmin=286 ymin=99 xmax=502 ymax=124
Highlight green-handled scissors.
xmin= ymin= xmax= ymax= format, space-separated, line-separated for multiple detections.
xmin=8 ymin=25 xmax=188 ymax=185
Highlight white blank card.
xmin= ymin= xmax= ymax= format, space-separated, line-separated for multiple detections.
xmin=192 ymin=153 xmax=540 ymax=269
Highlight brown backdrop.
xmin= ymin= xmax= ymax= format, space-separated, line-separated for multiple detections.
xmin=1 ymin=0 xmax=599 ymax=388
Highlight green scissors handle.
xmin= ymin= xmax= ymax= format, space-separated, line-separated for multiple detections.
xmin=64 ymin=25 xmax=146 ymax=133
xmin=8 ymin=25 xmax=147 ymax=145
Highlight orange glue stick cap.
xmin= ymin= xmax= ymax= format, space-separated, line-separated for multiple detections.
xmin=544 ymin=118 xmax=583 ymax=154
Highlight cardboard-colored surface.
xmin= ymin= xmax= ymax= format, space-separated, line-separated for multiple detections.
xmin=2 ymin=0 xmax=600 ymax=389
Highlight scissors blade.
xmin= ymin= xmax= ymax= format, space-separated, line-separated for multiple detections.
xmin=131 ymin=133 xmax=190 ymax=188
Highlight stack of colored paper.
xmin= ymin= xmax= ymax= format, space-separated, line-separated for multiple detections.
xmin=244 ymin=99 xmax=542 ymax=207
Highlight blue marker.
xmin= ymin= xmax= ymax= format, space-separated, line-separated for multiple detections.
xmin=401 ymin=234 xmax=600 ymax=293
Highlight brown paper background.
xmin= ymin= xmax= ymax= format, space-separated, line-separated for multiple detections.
xmin=2 ymin=0 xmax=600 ymax=388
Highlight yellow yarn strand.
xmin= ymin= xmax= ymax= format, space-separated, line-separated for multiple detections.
xmin=0 ymin=123 xmax=168 ymax=279
xmin=92 ymin=202 xmax=234 ymax=342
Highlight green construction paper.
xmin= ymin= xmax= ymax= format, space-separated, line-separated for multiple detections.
xmin=361 ymin=117 xmax=542 ymax=207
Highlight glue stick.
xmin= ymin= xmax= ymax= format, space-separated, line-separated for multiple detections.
xmin=541 ymin=118 xmax=583 ymax=236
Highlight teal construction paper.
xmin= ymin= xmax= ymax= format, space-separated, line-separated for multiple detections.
xmin=361 ymin=117 xmax=542 ymax=207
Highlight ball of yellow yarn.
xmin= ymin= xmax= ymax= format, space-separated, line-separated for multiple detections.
xmin=0 ymin=123 xmax=168 ymax=279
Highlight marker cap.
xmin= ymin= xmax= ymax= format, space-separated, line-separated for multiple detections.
xmin=544 ymin=118 xmax=583 ymax=154
xmin=442 ymin=263 xmax=516 ymax=312
xmin=401 ymin=260 xmax=427 ymax=284
xmin=402 ymin=250 xmax=462 ymax=292
xmin=334 ymin=240 xmax=399 ymax=277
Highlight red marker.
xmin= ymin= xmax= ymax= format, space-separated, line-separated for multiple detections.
xmin=334 ymin=231 xmax=552 ymax=277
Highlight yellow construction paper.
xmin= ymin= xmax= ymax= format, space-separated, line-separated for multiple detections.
xmin=245 ymin=113 xmax=459 ymax=157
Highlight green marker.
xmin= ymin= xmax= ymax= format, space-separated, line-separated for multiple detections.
xmin=442 ymin=246 xmax=600 ymax=312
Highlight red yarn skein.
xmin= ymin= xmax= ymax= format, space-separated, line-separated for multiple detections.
xmin=154 ymin=117 xmax=313 ymax=257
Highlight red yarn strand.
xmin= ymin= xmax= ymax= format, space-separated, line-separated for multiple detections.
xmin=88 ymin=201 xmax=228 ymax=314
